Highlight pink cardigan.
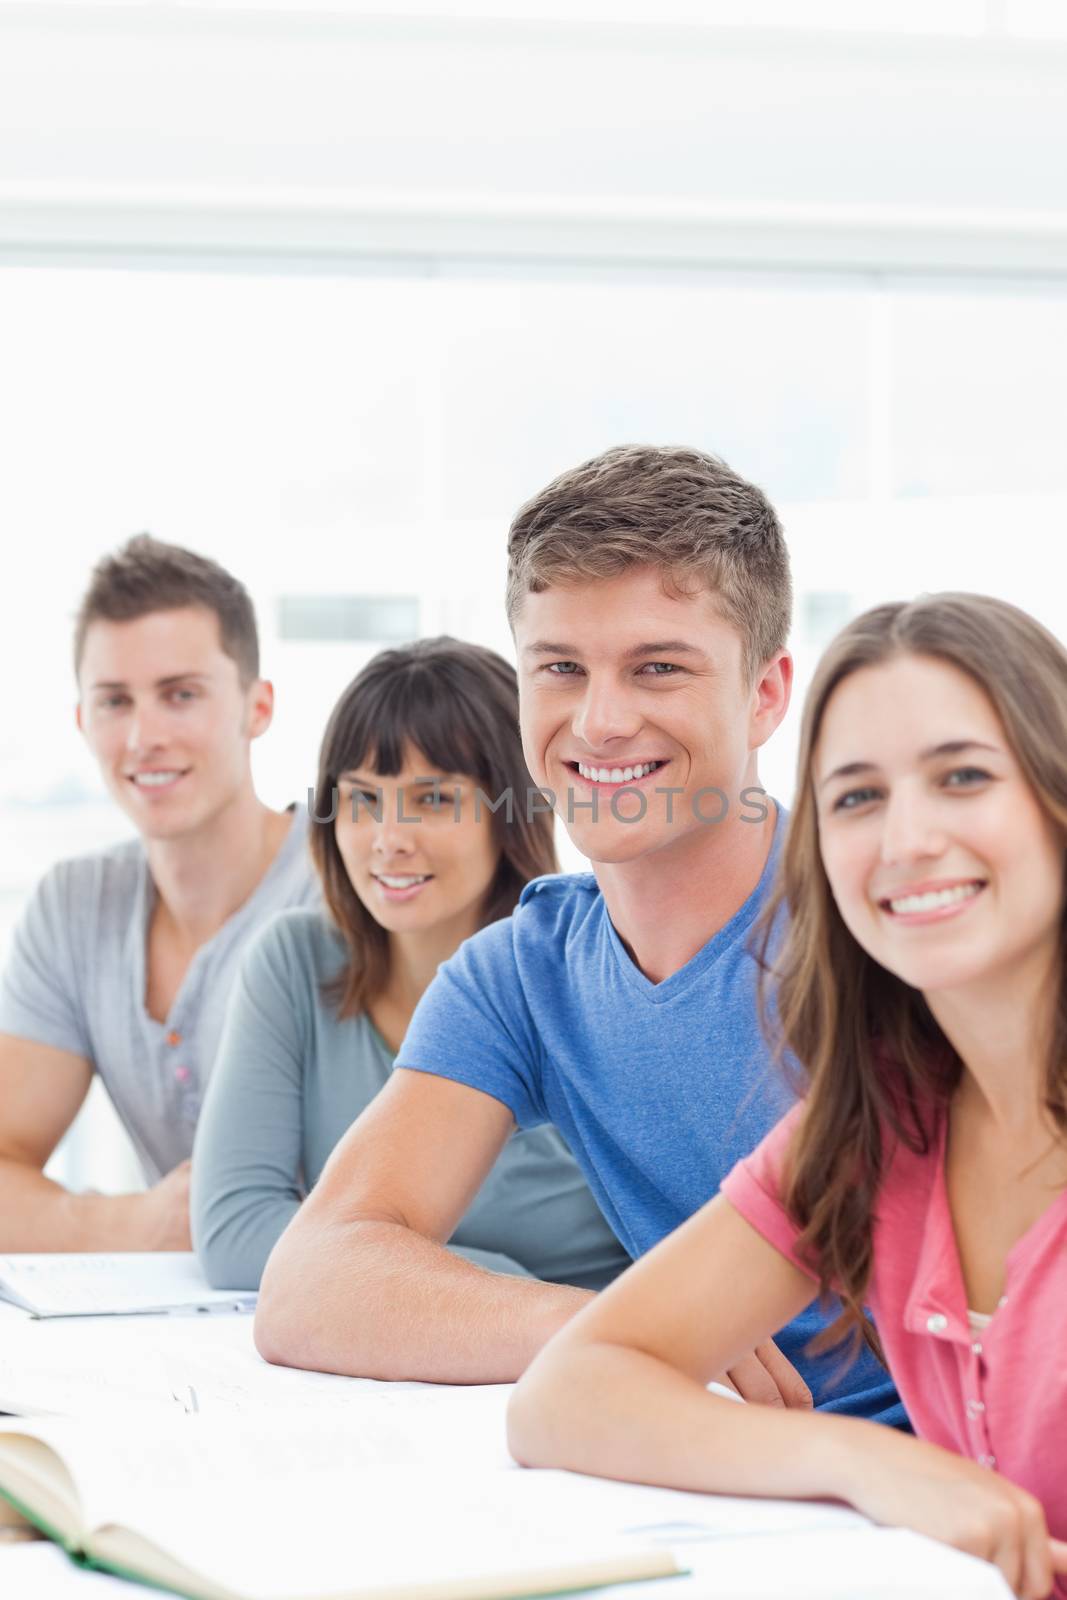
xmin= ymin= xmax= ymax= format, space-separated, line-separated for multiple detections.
xmin=721 ymin=1102 xmax=1067 ymax=1583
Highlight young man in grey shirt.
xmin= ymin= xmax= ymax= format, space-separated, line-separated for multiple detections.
xmin=0 ymin=536 xmax=318 ymax=1251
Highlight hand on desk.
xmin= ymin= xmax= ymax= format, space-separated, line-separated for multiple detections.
xmin=134 ymin=1159 xmax=192 ymax=1252
xmin=849 ymin=1423 xmax=1067 ymax=1600
xmin=717 ymin=1338 xmax=813 ymax=1409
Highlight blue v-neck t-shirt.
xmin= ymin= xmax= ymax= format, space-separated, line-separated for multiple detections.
xmin=396 ymin=821 xmax=904 ymax=1425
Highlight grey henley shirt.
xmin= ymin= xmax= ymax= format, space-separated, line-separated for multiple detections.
xmin=0 ymin=806 xmax=318 ymax=1182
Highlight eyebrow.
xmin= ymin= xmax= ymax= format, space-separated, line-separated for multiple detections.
xmin=523 ymin=640 xmax=705 ymax=660
xmin=819 ymin=739 xmax=1001 ymax=789
xmin=89 ymin=672 xmax=211 ymax=691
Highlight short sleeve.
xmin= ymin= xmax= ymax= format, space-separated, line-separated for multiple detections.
xmin=0 ymin=865 xmax=90 ymax=1060
xmin=394 ymin=918 xmax=545 ymax=1130
xmin=719 ymin=1103 xmax=818 ymax=1282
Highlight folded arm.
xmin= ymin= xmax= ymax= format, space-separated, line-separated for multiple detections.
xmin=0 ymin=1033 xmax=188 ymax=1250
xmin=508 ymin=1194 xmax=1063 ymax=1600
xmin=254 ymin=1068 xmax=591 ymax=1382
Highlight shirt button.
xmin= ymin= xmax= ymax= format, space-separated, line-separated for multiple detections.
xmin=971 ymin=1341 xmax=983 ymax=1357
xmin=926 ymin=1313 xmax=948 ymax=1334
xmin=166 ymin=1031 xmax=182 ymax=1047
xmin=966 ymin=1399 xmax=986 ymax=1418
xmin=978 ymin=1453 xmax=997 ymax=1469
xmin=175 ymin=1065 xmax=190 ymax=1084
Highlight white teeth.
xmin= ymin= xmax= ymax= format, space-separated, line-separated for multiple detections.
xmin=576 ymin=760 xmax=660 ymax=784
xmin=378 ymin=874 xmax=429 ymax=889
xmin=887 ymin=883 xmax=983 ymax=915
xmin=132 ymin=771 xmax=182 ymax=787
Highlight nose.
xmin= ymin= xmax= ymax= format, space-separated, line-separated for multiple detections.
xmin=370 ymin=801 xmax=417 ymax=859
xmin=124 ymin=697 xmax=167 ymax=756
xmin=571 ymin=673 xmax=642 ymax=752
xmin=879 ymin=783 xmax=945 ymax=867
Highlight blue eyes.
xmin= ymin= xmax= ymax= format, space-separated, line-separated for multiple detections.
xmin=831 ymin=768 xmax=992 ymax=813
xmin=544 ymin=662 xmax=679 ymax=678
xmin=99 ymin=689 xmax=197 ymax=710
xmin=944 ymin=767 xmax=989 ymax=787
xmin=832 ymin=787 xmax=878 ymax=813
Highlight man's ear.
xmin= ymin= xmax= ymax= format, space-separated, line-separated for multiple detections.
xmin=750 ymin=649 xmax=793 ymax=752
xmin=75 ymin=701 xmax=84 ymax=737
xmin=246 ymin=677 xmax=275 ymax=741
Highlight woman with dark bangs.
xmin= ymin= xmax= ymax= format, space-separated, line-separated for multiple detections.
xmin=509 ymin=594 xmax=1067 ymax=1600
xmin=192 ymin=636 xmax=628 ymax=1297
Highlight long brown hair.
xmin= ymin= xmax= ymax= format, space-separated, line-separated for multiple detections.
xmin=762 ymin=592 xmax=1067 ymax=1355
xmin=309 ymin=636 xmax=558 ymax=1019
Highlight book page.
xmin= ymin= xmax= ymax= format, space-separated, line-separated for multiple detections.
xmin=0 ymin=1416 xmax=678 ymax=1599
xmin=0 ymin=1254 xmax=255 ymax=1318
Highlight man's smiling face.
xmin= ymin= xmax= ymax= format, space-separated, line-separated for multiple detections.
xmin=515 ymin=566 xmax=771 ymax=866
xmin=76 ymin=605 xmax=270 ymax=843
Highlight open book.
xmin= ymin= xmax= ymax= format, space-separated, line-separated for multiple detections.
xmin=0 ymin=1253 xmax=255 ymax=1319
xmin=0 ymin=1414 xmax=682 ymax=1600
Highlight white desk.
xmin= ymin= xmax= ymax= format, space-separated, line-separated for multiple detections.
xmin=0 ymin=1300 xmax=1011 ymax=1600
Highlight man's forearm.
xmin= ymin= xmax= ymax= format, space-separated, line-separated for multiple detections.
xmin=0 ymin=1158 xmax=146 ymax=1251
xmin=255 ymin=1216 xmax=593 ymax=1382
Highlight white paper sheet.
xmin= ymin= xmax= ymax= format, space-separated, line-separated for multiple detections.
xmin=0 ymin=1255 xmax=255 ymax=1319
xmin=0 ymin=1312 xmax=177 ymax=1418
xmin=592 ymin=1525 xmax=1013 ymax=1600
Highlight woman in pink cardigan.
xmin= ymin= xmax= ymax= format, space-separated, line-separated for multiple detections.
xmin=509 ymin=592 xmax=1067 ymax=1600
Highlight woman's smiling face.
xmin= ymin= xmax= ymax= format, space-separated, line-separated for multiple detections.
xmin=814 ymin=652 xmax=1066 ymax=1001
xmin=334 ymin=742 xmax=500 ymax=941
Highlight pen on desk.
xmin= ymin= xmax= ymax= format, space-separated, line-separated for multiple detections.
xmin=168 ymin=1298 xmax=257 ymax=1317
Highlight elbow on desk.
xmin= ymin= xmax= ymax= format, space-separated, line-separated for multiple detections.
xmin=253 ymin=1224 xmax=352 ymax=1373
xmin=197 ymin=1234 xmax=259 ymax=1293
xmin=190 ymin=1200 xmax=264 ymax=1294
xmin=505 ymin=1364 xmax=559 ymax=1469
xmin=506 ymin=1338 xmax=614 ymax=1473
xmin=253 ymin=1264 xmax=307 ymax=1369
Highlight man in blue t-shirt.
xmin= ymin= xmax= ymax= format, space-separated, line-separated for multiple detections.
xmin=256 ymin=444 xmax=902 ymax=1426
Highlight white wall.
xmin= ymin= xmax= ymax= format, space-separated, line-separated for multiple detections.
xmin=2 ymin=1 xmax=1066 ymax=1191
xmin=1 ymin=3 xmax=1067 ymax=273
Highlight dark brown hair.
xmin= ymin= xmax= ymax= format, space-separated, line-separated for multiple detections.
xmin=73 ymin=533 xmax=259 ymax=684
xmin=309 ymin=636 xmax=558 ymax=1018
xmin=506 ymin=445 xmax=792 ymax=680
xmin=762 ymin=592 xmax=1067 ymax=1357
